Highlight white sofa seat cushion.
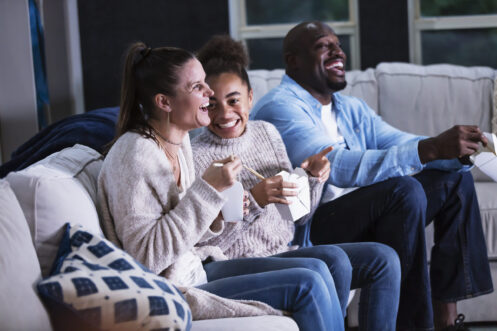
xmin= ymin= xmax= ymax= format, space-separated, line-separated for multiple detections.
xmin=192 ymin=315 xmax=298 ymax=331
xmin=0 ymin=179 xmax=53 ymax=330
xmin=6 ymin=144 xmax=104 ymax=277
xmin=475 ymin=182 xmax=497 ymax=260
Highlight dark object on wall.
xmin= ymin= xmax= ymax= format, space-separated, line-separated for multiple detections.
xmin=78 ymin=0 xmax=229 ymax=111
xmin=0 ymin=107 xmax=119 ymax=178
xmin=29 ymin=0 xmax=50 ymax=128
xmin=358 ymin=0 xmax=409 ymax=70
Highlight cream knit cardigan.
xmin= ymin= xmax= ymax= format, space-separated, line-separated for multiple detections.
xmin=98 ymin=131 xmax=282 ymax=320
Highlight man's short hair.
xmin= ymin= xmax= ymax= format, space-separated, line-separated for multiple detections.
xmin=283 ymin=21 xmax=334 ymax=61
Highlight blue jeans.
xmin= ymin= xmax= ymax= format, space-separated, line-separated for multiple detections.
xmin=199 ymin=265 xmax=344 ymax=331
xmin=203 ymin=244 xmax=400 ymax=331
xmin=311 ymin=170 xmax=493 ymax=331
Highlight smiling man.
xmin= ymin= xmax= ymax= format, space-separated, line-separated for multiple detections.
xmin=250 ymin=21 xmax=493 ymax=331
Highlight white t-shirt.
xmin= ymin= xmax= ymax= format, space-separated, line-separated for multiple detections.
xmin=320 ymin=103 xmax=357 ymax=203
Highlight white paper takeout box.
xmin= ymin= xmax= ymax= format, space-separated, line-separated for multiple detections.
xmin=275 ymin=167 xmax=311 ymax=222
xmin=470 ymin=132 xmax=497 ymax=182
xmin=220 ymin=181 xmax=244 ymax=222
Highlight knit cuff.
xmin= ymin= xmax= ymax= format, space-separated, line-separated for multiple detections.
xmin=191 ymin=177 xmax=227 ymax=209
xmin=198 ymin=217 xmax=225 ymax=243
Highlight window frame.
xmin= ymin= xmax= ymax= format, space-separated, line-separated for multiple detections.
xmin=228 ymin=0 xmax=361 ymax=70
xmin=408 ymin=0 xmax=497 ymax=64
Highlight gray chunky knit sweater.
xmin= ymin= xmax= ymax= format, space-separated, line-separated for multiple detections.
xmin=192 ymin=121 xmax=325 ymax=259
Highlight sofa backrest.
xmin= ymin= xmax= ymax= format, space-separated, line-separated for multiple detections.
xmin=376 ymin=62 xmax=496 ymax=137
xmin=248 ymin=68 xmax=379 ymax=112
xmin=6 ymin=144 xmax=104 ymax=277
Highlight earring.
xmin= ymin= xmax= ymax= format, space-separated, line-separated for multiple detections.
xmin=166 ymin=112 xmax=170 ymax=131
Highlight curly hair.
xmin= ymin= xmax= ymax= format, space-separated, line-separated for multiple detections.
xmin=197 ymin=35 xmax=251 ymax=90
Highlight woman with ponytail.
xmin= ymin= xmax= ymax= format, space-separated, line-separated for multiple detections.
xmin=192 ymin=35 xmax=402 ymax=331
xmin=98 ymin=42 xmax=346 ymax=331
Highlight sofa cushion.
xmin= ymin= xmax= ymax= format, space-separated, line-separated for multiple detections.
xmin=341 ymin=68 xmax=379 ymax=112
xmin=248 ymin=69 xmax=286 ymax=106
xmin=376 ymin=62 xmax=495 ymax=137
xmin=191 ymin=315 xmax=298 ymax=331
xmin=6 ymin=144 xmax=104 ymax=277
xmin=38 ymin=223 xmax=192 ymax=331
xmin=0 ymin=179 xmax=53 ymax=330
xmin=475 ymin=182 xmax=497 ymax=260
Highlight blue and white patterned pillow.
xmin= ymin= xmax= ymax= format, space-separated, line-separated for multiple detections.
xmin=37 ymin=223 xmax=192 ymax=331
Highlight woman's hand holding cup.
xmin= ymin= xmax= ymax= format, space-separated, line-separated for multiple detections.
xmin=202 ymin=155 xmax=242 ymax=192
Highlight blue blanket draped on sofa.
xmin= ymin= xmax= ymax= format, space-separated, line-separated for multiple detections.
xmin=0 ymin=107 xmax=119 ymax=178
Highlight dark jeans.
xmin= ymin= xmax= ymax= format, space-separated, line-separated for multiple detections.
xmin=311 ymin=170 xmax=493 ymax=331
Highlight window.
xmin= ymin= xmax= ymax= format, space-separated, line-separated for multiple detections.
xmin=228 ymin=0 xmax=360 ymax=70
xmin=408 ymin=0 xmax=497 ymax=67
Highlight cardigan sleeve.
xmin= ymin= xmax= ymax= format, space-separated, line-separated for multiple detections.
xmin=98 ymin=134 xmax=226 ymax=275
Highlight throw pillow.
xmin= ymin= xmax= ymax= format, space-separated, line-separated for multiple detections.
xmin=38 ymin=223 xmax=192 ymax=331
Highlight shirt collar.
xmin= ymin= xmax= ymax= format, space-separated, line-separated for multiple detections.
xmin=281 ymin=74 xmax=342 ymax=113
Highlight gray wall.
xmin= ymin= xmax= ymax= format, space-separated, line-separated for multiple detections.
xmin=0 ymin=0 xmax=39 ymax=162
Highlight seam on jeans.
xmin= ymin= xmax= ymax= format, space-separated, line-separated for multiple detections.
xmin=457 ymin=186 xmax=474 ymax=296
xmin=359 ymin=284 xmax=371 ymax=331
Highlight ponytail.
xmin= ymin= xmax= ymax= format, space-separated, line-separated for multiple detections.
xmin=109 ymin=41 xmax=196 ymax=150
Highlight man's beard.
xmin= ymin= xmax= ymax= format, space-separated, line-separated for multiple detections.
xmin=327 ymin=80 xmax=347 ymax=92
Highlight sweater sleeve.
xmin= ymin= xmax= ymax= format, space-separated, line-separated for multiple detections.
xmin=99 ymin=134 xmax=226 ymax=275
xmin=261 ymin=121 xmax=324 ymax=225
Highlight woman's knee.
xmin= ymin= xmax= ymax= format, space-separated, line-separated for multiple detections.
xmin=291 ymin=268 xmax=331 ymax=293
xmin=296 ymin=257 xmax=337 ymax=282
xmin=366 ymin=243 xmax=401 ymax=284
xmin=307 ymin=245 xmax=352 ymax=281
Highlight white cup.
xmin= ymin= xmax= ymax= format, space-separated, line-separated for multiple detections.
xmin=220 ymin=181 xmax=244 ymax=222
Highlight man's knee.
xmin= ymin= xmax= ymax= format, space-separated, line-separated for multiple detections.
xmin=389 ymin=176 xmax=427 ymax=212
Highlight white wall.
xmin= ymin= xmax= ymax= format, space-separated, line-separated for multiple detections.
xmin=0 ymin=0 xmax=39 ymax=162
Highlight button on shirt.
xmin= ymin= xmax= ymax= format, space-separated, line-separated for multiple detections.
xmin=250 ymin=74 xmax=468 ymax=201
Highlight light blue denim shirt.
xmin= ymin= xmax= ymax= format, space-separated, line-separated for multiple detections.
xmin=250 ymin=74 xmax=467 ymax=189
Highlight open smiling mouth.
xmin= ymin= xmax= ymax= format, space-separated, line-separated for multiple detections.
xmin=216 ymin=119 xmax=240 ymax=129
xmin=324 ymin=60 xmax=345 ymax=76
xmin=200 ymin=102 xmax=209 ymax=112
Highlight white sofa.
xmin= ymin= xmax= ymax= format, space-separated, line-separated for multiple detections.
xmin=0 ymin=144 xmax=298 ymax=331
xmin=1 ymin=61 xmax=495 ymax=330
xmin=248 ymin=62 xmax=497 ymax=324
